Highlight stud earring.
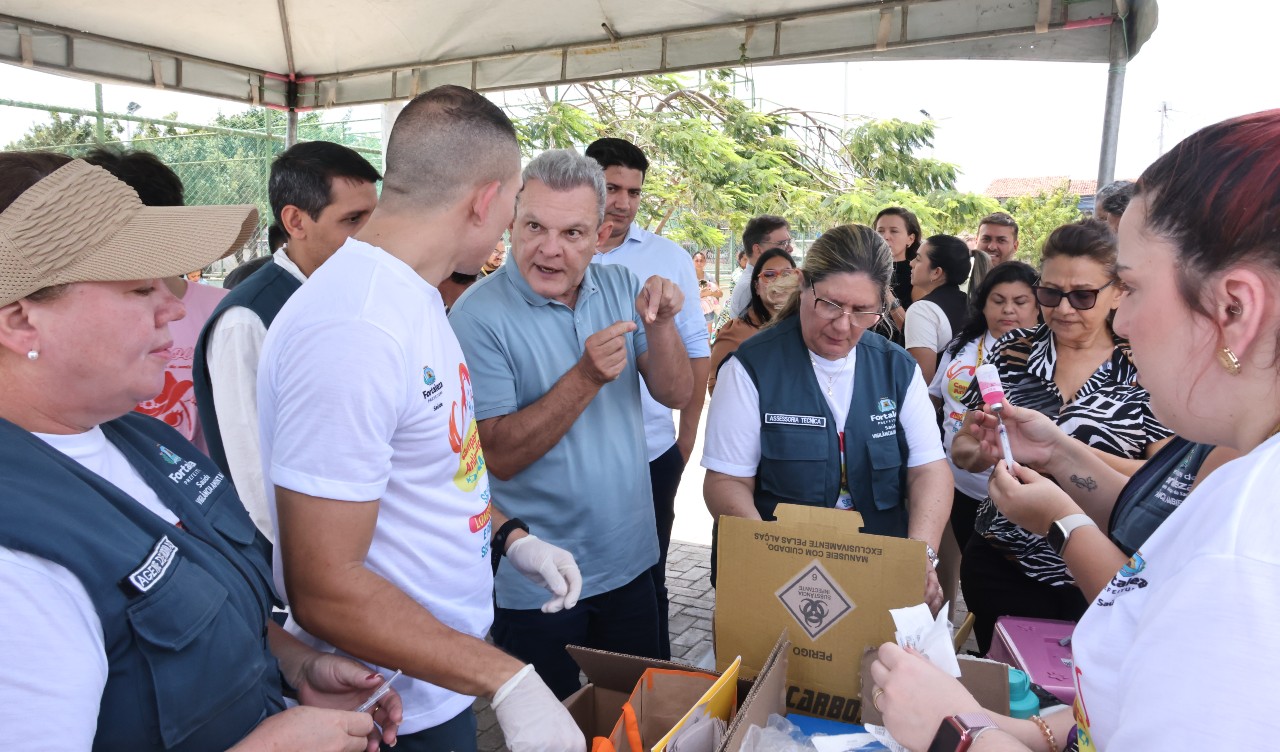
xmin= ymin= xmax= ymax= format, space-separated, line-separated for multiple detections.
xmin=1219 ymin=346 xmax=1242 ymax=376
xmin=26 ymin=349 xmax=38 ymax=361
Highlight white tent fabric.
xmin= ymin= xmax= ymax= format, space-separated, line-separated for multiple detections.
xmin=0 ymin=0 xmax=1154 ymax=109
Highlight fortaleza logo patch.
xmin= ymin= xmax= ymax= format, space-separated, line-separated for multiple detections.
xmin=129 ymin=536 xmax=178 ymax=592
xmin=775 ymin=560 xmax=855 ymax=640
xmin=423 ymin=366 xmax=436 ymax=385
xmin=158 ymin=445 xmax=181 ymax=465
xmin=877 ymin=397 xmax=896 ymax=413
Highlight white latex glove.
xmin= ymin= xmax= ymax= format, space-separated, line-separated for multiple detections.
xmin=491 ymin=665 xmax=587 ymax=752
xmin=505 ymin=534 xmax=583 ymax=613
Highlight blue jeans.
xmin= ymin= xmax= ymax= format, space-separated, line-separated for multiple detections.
xmin=492 ymin=573 xmax=661 ymax=699
xmin=381 ymin=707 xmax=476 ymax=752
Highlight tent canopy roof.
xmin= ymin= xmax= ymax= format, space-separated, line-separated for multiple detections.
xmin=0 ymin=0 xmax=1155 ymax=109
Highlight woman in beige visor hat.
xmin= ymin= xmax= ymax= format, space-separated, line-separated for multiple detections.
xmin=0 ymin=153 xmax=401 ymax=751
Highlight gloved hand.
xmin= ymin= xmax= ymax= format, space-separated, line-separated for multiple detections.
xmin=491 ymin=665 xmax=587 ymax=752
xmin=505 ymin=534 xmax=583 ymax=613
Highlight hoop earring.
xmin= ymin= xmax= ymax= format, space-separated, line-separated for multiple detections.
xmin=1228 ymin=302 xmax=1243 ymax=316
xmin=26 ymin=349 xmax=38 ymax=361
xmin=1219 ymin=347 xmax=1242 ymax=376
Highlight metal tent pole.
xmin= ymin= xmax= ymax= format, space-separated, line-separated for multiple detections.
xmin=1097 ymin=15 xmax=1128 ymax=187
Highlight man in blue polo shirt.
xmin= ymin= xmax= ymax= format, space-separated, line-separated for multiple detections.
xmin=584 ymin=137 xmax=710 ymax=659
xmin=449 ymin=149 xmax=693 ymax=699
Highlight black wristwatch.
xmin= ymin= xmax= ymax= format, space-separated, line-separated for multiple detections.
xmin=491 ymin=517 xmax=529 ymax=573
xmin=929 ymin=712 xmax=996 ymax=752
xmin=1046 ymin=514 xmax=1097 ymax=557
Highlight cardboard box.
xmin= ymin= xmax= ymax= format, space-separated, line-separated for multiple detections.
xmin=858 ymin=649 xmax=1012 ymax=727
xmin=564 ymin=634 xmax=792 ymax=751
xmin=715 ymin=505 xmax=929 ymax=722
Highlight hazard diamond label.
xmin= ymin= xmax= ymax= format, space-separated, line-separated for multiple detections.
xmin=775 ymin=559 xmax=856 ymax=640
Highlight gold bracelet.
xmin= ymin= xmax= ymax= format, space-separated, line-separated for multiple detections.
xmin=1030 ymin=715 xmax=1057 ymax=752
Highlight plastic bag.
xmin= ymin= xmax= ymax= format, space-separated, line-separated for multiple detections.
xmin=739 ymin=714 xmax=817 ymax=752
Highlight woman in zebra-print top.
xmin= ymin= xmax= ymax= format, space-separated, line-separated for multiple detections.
xmin=952 ymin=220 xmax=1171 ymax=655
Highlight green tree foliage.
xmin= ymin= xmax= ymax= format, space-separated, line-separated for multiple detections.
xmin=6 ymin=112 xmax=123 ymax=153
xmin=510 ymin=70 xmax=997 ymax=265
xmin=1001 ymin=183 xmax=1085 ymax=266
xmin=7 ymin=107 xmax=379 ymax=242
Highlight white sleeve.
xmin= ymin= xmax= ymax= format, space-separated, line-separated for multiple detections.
xmin=700 ymin=357 xmax=762 ymax=477
xmin=903 ymin=300 xmax=944 ymax=351
xmin=666 ymin=251 xmax=711 ymax=358
xmin=0 ymin=549 xmax=106 ymax=749
xmin=1103 ymin=554 xmax=1280 ymax=749
xmin=207 ymin=309 xmax=274 ymax=541
xmin=265 ymin=320 xmax=404 ymax=502
xmin=900 ymin=368 xmax=947 ymax=467
xmin=928 ymin=350 xmax=952 ymax=400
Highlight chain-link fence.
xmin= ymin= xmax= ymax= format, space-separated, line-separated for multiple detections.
xmin=3 ymin=100 xmax=383 ymax=279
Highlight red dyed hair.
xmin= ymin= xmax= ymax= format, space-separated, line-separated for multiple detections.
xmin=1135 ymin=109 xmax=1280 ymax=314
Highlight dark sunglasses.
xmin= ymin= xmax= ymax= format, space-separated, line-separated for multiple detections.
xmin=1032 ymin=280 xmax=1115 ymax=311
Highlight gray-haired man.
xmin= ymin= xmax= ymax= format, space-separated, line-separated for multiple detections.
xmin=449 ymin=149 xmax=693 ymax=698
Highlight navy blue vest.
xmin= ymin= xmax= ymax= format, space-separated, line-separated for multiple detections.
xmin=0 ymin=413 xmax=282 ymax=751
xmin=1109 ymin=436 xmax=1214 ymax=557
xmin=734 ymin=316 xmax=916 ymax=537
xmin=192 ymin=261 xmax=301 ymax=474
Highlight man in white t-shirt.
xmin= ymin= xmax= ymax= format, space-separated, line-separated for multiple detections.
xmin=258 ymin=86 xmax=586 ymax=752
xmin=583 ymin=137 xmax=710 ymax=660
xmin=194 ymin=141 xmax=381 ymax=540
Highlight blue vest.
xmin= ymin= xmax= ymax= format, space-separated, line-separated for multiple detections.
xmin=0 ymin=413 xmax=283 ymax=751
xmin=734 ymin=316 xmax=916 ymax=537
xmin=1109 ymin=436 xmax=1214 ymax=557
xmin=192 ymin=261 xmax=301 ymax=474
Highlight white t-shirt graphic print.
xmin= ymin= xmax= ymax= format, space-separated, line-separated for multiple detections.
xmin=1070 ymin=433 xmax=1280 ymax=751
xmin=258 ymin=239 xmax=494 ymax=733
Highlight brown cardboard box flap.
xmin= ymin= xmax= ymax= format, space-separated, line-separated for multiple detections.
xmin=599 ymin=668 xmax=719 ymax=752
xmin=721 ymin=631 xmax=790 ymax=750
xmin=859 ymin=647 xmax=1012 ymax=726
xmin=772 ymin=505 xmax=866 ymax=531
xmin=715 ymin=507 xmax=928 ymax=711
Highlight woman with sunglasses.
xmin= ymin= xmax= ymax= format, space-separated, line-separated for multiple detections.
xmin=702 ymin=225 xmax=952 ymax=612
xmin=949 ymin=220 xmax=1171 ymax=654
xmin=865 ymin=108 xmax=1280 ymax=752
xmin=930 ymin=261 xmax=1040 ymax=553
xmin=707 ymin=248 xmax=797 ymax=393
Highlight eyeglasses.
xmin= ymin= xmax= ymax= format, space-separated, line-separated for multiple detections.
xmin=811 ymin=286 xmax=885 ymax=327
xmin=759 ymin=268 xmax=797 ymax=281
xmin=762 ymin=238 xmax=794 ymax=250
xmin=1031 ymin=280 xmax=1116 ymax=311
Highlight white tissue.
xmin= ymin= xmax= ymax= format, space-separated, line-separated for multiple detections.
xmin=890 ymin=602 xmax=962 ymax=678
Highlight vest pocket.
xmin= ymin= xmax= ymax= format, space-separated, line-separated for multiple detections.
xmin=206 ymin=483 xmax=277 ymax=603
xmin=758 ymin=427 xmax=829 ymax=504
xmin=127 ymin=557 xmax=269 ymax=748
xmin=866 ymin=436 xmax=905 ymax=511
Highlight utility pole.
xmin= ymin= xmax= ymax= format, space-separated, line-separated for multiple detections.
xmin=1157 ymin=101 xmax=1170 ymax=155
